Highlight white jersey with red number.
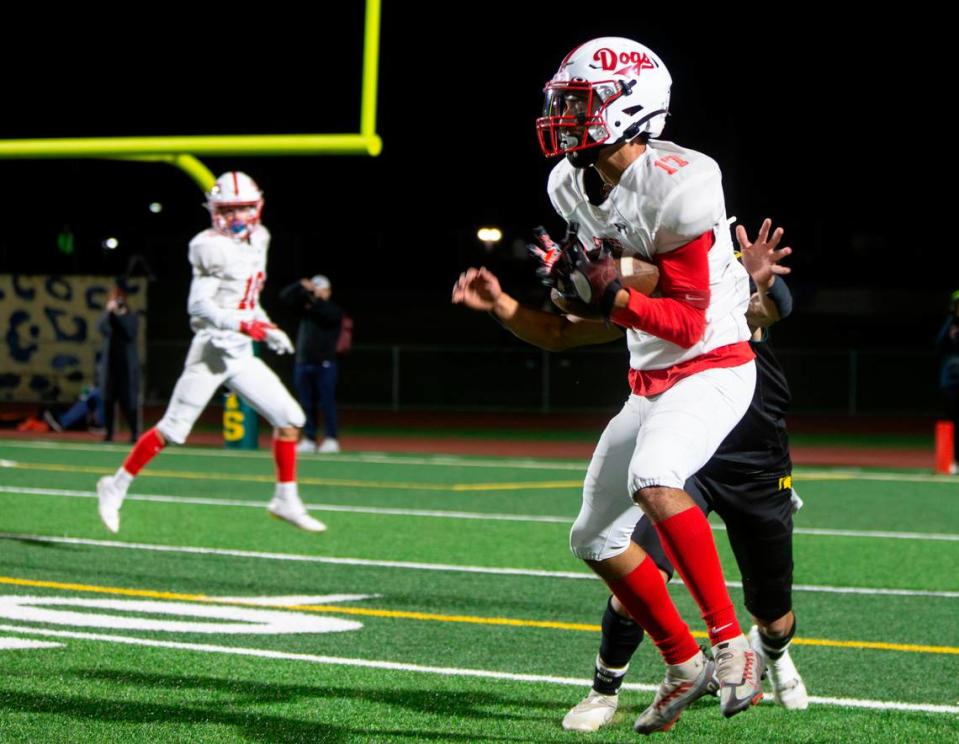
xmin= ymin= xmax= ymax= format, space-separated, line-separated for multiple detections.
xmin=153 ymin=223 xmax=305 ymax=444
xmin=186 ymin=225 xmax=273 ymax=353
xmin=547 ymin=140 xmax=750 ymax=373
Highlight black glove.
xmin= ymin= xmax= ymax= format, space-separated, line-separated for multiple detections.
xmin=529 ymin=223 xmax=602 ymax=316
xmin=568 ymin=239 xmax=624 ymax=318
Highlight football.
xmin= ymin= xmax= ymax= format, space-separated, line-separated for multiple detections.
xmin=551 ymin=256 xmax=660 ymax=318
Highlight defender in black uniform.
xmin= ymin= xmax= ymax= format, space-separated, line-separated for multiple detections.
xmin=635 ymin=328 xmax=795 ymax=633
xmin=563 ymin=262 xmax=808 ymax=732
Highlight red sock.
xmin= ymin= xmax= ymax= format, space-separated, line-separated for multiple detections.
xmin=122 ymin=427 xmax=166 ymax=476
xmin=609 ymin=556 xmax=700 ymax=665
xmin=654 ymin=506 xmax=740 ymax=645
xmin=273 ymin=438 xmax=296 ymax=483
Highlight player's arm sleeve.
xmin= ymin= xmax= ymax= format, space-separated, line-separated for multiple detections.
xmin=766 ymin=277 xmax=793 ymax=320
xmin=186 ymin=274 xmax=239 ymax=330
xmin=607 ymin=167 xmax=723 ymax=346
xmin=608 ymin=232 xmax=712 ymax=347
xmin=186 ymin=241 xmax=240 ymax=331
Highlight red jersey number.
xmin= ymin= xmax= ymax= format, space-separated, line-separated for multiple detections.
xmin=238 ymin=271 xmax=265 ymax=310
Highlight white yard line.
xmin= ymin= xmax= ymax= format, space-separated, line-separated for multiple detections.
xmin=0 ymin=623 xmax=955 ymax=716
xmin=4 ymin=486 xmax=959 ymax=541
xmin=0 ymin=636 xmax=63 ymax=650
xmin=2 ymin=532 xmax=957 ymax=599
xmin=3 ymin=440 xmax=956 ymax=484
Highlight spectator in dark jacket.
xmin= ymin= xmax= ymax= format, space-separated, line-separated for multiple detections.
xmin=279 ymin=274 xmax=344 ymax=453
xmin=99 ymin=284 xmax=140 ymax=442
xmin=937 ymin=290 xmax=959 ymax=473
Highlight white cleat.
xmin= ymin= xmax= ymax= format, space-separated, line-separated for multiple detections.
xmin=295 ymin=438 xmax=317 ymax=454
xmin=267 ymin=492 xmax=327 ymax=533
xmin=96 ymin=476 xmax=123 ymax=533
xmin=634 ymin=650 xmax=715 ymax=734
xmin=317 ymin=438 xmax=340 ymax=454
xmin=713 ymin=634 xmax=765 ymax=718
xmin=562 ymin=690 xmax=619 ymax=732
xmin=749 ymin=625 xmax=809 ymax=710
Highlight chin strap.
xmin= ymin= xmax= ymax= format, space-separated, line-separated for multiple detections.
xmin=566 ymin=146 xmax=601 ymax=169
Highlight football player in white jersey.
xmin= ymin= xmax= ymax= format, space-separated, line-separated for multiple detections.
xmin=454 ymin=37 xmax=763 ymax=733
xmin=96 ymin=171 xmax=326 ymax=535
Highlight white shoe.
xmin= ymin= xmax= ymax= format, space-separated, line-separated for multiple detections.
xmin=749 ymin=625 xmax=809 ymax=710
xmin=950 ymin=462 xmax=959 ymax=475
xmin=713 ymin=634 xmax=764 ymax=718
xmin=562 ymin=690 xmax=619 ymax=732
xmin=96 ymin=476 xmax=124 ymax=533
xmin=317 ymin=438 xmax=340 ymax=454
xmin=295 ymin=438 xmax=317 ymax=454
xmin=267 ymin=490 xmax=327 ymax=533
xmin=634 ymin=650 xmax=715 ymax=734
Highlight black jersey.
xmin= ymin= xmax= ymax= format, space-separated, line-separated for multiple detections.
xmin=632 ymin=338 xmax=796 ymax=613
xmin=704 ymin=339 xmax=792 ymax=477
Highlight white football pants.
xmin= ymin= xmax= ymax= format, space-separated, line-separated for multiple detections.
xmin=569 ymin=361 xmax=756 ymax=561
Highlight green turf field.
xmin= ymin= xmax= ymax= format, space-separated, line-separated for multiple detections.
xmin=0 ymin=439 xmax=957 ymax=742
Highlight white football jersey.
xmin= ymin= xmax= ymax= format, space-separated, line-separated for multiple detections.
xmin=186 ymin=225 xmax=272 ymax=351
xmin=547 ymin=140 xmax=750 ymax=371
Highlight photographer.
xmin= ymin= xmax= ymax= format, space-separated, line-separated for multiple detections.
xmin=99 ymin=282 xmax=141 ymax=442
xmin=279 ymin=274 xmax=344 ymax=453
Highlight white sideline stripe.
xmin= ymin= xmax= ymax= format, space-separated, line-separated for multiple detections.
xmin=2 ymin=532 xmax=958 ymax=599
xmin=5 ymin=486 xmax=959 ymax=541
xmin=792 ymin=468 xmax=959 ymax=486
xmin=0 ymin=532 xmax=593 ymax=580
xmin=0 ymin=487 xmax=573 ymax=525
xmin=0 ymin=624 xmax=956 ymax=716
xmin=788 ymin=584 xmax=959 ymax=599
xmin=787 ymin=527 xmax=959 ymax=542
xmin=0 ymin=636 xmax=63 ymax=650
xmin=5 ymin=440 xmax=958 ymax=484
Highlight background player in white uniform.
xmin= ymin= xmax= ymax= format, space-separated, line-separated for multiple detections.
xmin=454 ymin=37 xmax=763 ymax=732
xmin=96 ymin=171 xmax=326 ymax=534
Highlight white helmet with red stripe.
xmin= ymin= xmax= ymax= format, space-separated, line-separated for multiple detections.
xmin=536 ymin=37 xmax=672 ymax=167
xmin=206 ymin=171 xmax=264 ymax=240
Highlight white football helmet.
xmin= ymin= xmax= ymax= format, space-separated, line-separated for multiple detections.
xmin=206 ymin=171 xmax=264 ymax=240
xmin=536 ymin=37 xmax=672 ymax=166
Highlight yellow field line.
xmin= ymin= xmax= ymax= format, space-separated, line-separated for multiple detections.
xmin=451 ymin=481 xmax=581 ymax=491
xmin=0 ymin=576 xmax=211 ymax=603
xmin=5 ymin=461 xmax=579 ymax=492
xmin=2 ymin=576 xmax=956 ymax=656
xmin=292 ymin=604 xmax=597 ymax=631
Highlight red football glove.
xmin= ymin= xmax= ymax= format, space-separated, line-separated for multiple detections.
xmin=239 ymin=319 xmax=276 ymax=341
xmin=528 ymin=222 xmax=579 ymax=288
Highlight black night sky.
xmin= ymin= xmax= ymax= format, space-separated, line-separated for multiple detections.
xmin=0 ymin=8 xmax=946 ymax=350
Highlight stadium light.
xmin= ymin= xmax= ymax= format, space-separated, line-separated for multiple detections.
xmin=477 ymin=227 xmax=503 ymax=244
